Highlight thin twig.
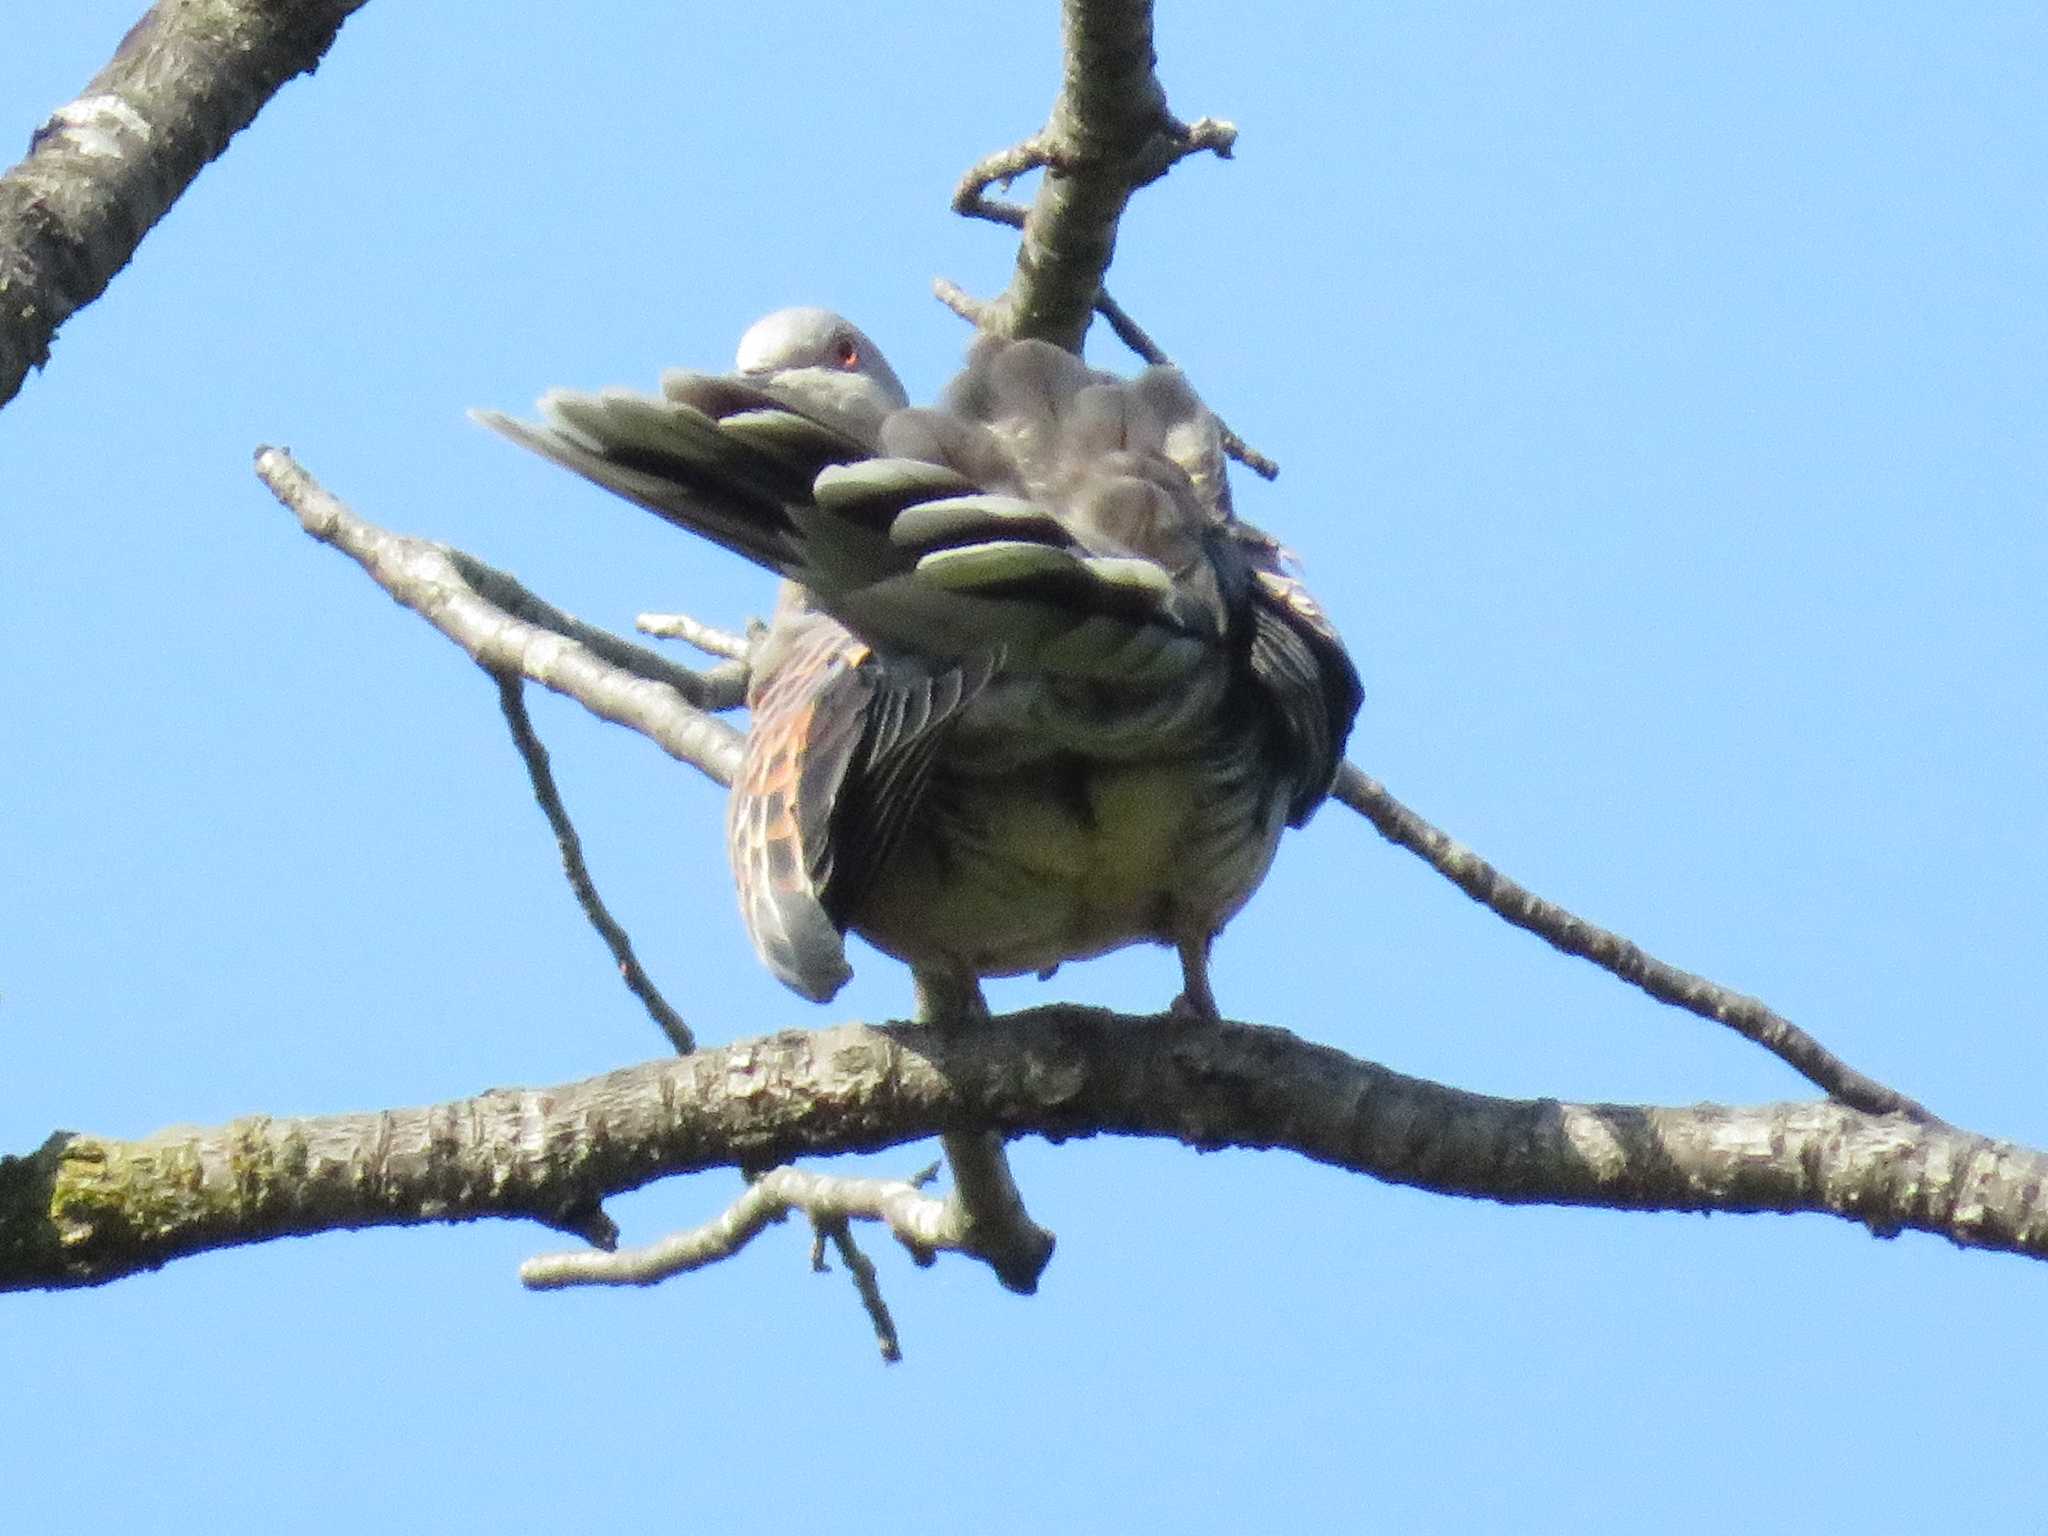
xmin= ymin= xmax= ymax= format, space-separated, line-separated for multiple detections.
xmin=932 ymin=276 xmax=992 ymax=328
xmin=950 ymin=133 xmax=1056 ymax=225
xmin=1333 ymin=763 xmax=1938 ymax=1123
xmin=1093 ymin=291 xmax=1278 ymax=479
xmin=636 ymin=611 xmax=753 ymax=662
xmin=520 ymin=1164 xmax=969 ymax=1290
xmin=814 ymin=1216 xmax=903 ymax=1363
xmin=453 ymin=552 xmax=746 ymax=710
xmin=496 ymin=676 xmax=693 ymax=1055
xmin=948 ymin=108 xmax=1233 ymax=229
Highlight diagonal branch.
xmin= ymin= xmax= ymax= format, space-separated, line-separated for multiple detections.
xmin=636 ymin=611 xmax=754 ymax=662
xmin=1333 ymin=764 xmax=1936 ymax=1122
xmin=813 ymin=1216 xmax=905 ymax=1363
xmin=495 ymin=675 xmax=695 ymax=1054
xmin=1091 ymin=290 xmax=1278 ymax=479
xmin=1 ymin=0 xmax=370 ymax=409
xmin=254 ymin=446 xmax=745 ymax=789
xmin=4 ymin=1010 xmax=2041 ymax=1294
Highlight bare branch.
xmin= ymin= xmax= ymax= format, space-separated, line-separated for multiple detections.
xmin=0 ymin=0 xmax=369 ymax=408
xmin=496 ymin=676 xmax=695 ymax=1055
xmin=814 ymin=1216 xmax=903 ymax=1364
xmin=949 ymin=111 xmax=1233 ymax=234
xmin=934 ymin=1132 xmax=1057 ymax=1294
xmin=932 ymin=275 xmax=994 ymax=329
xmin=5 ymin=1011 xmax=2039 ymax=1294
xmin=950 ymin=133 xmax=1056 ymax=229
xmin=1093 ymin=291 xmax=1279 ymax=479
xmin=636 ymin=611 xmax=754 ymax=664
xmin=522 ymin=1164 xmax=942 ymax=1286
xmin=527 ymin=1163 xmax=919 ymax=1359
xmin=447 ymin=551 xmax=746 ymax=712
xmin=1333 ymin=764 xmax=1936 ymax=1123
xmin=939 ymin=3 xmax=1268 ymax=474
xmin=950 ymin=0 xmax=1231 ymax=352
xmin=253 ymin=447 xmax=745 ymax=789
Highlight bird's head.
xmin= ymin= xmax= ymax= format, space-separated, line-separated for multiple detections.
xmin=734 ymin=308 xmax=909 ymax=444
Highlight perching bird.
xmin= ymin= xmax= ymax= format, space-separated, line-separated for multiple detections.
xmin=477 ymin=307 xmax=1360 ymax=1022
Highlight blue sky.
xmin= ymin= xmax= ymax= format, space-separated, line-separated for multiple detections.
xmin=4 ymin=5 xmax=2044 ymax=1531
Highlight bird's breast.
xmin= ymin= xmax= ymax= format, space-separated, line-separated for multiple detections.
xmin=849 ymin=743 xmax=1285 ymax=981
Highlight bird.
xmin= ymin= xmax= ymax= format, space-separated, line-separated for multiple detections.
xmin=476 ymin=307 xmax=1360 ymax=1025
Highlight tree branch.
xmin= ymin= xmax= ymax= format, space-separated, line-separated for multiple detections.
xmin=947 ymin=0 xmax=1227 ymax=353
xmin=0 ymin=0 xmax=369 ymax=409
xmin=635 ymin=611 xmax=754 ymax=663
xmin=520 ymin=1164 xmax=942 ymax=1292
xmin=1091 ymin=289 xmax=1278 ymax=479
xmin=5 ymin=1010 xmax=2040 ymax=1293
xmin=495 ymin=675 xmax=695 ymax=1055
xmin=1332 ymin=765 xmax=1936 ymax=1123
xmin=937 ymin=1 xmax=1269 ymax=479
xmin=253 ymin=445 xmax=745 ymax=788
xmin=813 ymin=1216 xmax=904 ymax=1364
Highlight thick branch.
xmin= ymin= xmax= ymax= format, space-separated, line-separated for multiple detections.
xmin=939 ymin=1 xmax=1267 ymax=475
xmin=4 ymin=1011 xmax=2040 ymax=1293
xmin=957 ymin=0 xmax=1209 ymax=351
xmin=0 ymin=0 xmax=369 ymax=408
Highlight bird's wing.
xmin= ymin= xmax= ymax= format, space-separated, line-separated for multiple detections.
xmin=471 ymin=373 xmax=874 ymax=576
xmin=481 ymin=348 xmax=1235 ymax=683
xmin=1245 ymin=567 xmax=1363 ymax=824
xmin=727 ymin=606 xmax=995 ymax=1002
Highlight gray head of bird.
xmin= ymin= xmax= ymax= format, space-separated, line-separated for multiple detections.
xmin=734 ymin=307 xmax=909 ymax=445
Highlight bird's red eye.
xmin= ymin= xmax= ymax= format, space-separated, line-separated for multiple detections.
xmin=834 ymin=336 xmax=860 ymax=370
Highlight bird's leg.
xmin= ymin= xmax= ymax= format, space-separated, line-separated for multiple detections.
xmin=913 ymin=966 xmax=1055 ymax=1294
xmin=1170 ymin=931 xmax=1221 ymax=1021
xmin=913 ymin=967 xmax=990 ymax=1027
